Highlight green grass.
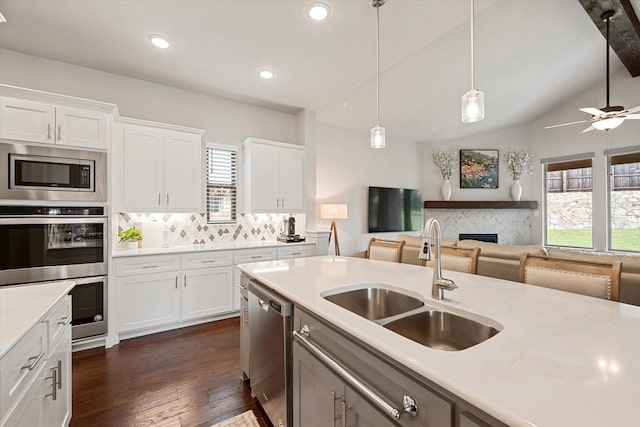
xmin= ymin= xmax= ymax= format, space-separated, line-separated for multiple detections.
xmin=547 ymin=228 xmax=640 ymax=252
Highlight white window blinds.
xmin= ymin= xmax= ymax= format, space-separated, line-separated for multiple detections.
xmin=206 ymin=146 xmax=237 ymax=223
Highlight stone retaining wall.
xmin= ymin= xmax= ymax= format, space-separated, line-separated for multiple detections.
xmin=547 ymin=191 xmax=640 ymax=229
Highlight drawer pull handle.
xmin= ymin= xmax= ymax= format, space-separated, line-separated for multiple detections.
xmin=293 ymin=327 xmax=418 ymax=421
xmin=47 ymin=124 xmax=52 ymax=140
xmin=57 ymin=313 xmax=72 ymax=325
xmin=291 ymin=252 xmax=301 ymax=256
xmin=45 ymin=367 xmax=58 ymax=400
xmin=57 ymin=360 xmax=63 ymax=389
xmin=202 ymin=260 xmax=218 ymax=264
xmin=21 ymin=351 xmax=44 ymax=371
xmin=57 ymin=125 xmax=62 ymax=141
xmin=142 ymin=265 xmax=159 ymax=269
xmin=251 ymin=255 xmax=263 ymax=259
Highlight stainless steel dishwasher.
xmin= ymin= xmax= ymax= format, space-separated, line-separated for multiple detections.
xmin=249 ymin=280 xmax=292 ymax=427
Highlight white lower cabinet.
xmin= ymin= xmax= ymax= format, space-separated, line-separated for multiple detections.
xmin=182 ymin=266 xmax=233 ymax=320
xmin=118 ymin=271 xmax=181 ymax=332
xmin=1 ymin=295 xmax=72 ymax=427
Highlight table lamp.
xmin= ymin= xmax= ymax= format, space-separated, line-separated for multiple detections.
xmin=320 ymin=204 xmax=348 ymax=256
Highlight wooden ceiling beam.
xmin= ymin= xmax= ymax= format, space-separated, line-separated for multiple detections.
xmin=578 ymin=0 xmax=640 ymax=77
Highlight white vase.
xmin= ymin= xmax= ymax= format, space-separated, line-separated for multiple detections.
xmin=441 ymin=179 xmax=452 ymax=201
xmin=511 ymin=180 xmax=522 ymax=201
xmin=126 ymin=241 xmax=138 ymax=250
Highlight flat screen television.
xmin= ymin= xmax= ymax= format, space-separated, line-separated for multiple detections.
xmin=368 ymin=186 xmax=422 ymax=233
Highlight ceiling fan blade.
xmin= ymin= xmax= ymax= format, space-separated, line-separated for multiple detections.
xmin=582 ymin=125 xmax=596 ymax=133
xmin=544 ymin=120 xmax=589 ymax=129
xmin=626 ymin=105 xmax=640 ymax=114
xmin=580 ymin=107 xmax=605 ymax=116
xmin=624 ymin=114 xmax=640 ymax=119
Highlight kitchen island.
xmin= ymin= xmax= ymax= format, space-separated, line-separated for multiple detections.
xmin=239 ymin=256 xmax=640 ymax=427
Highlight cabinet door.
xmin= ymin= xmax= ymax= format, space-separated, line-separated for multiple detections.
xmin=163 ymin=131 xmax=202 ymax=212
xmin=1 ymin=370 xmax=45 ymax=427
xmin=181 ymin=266 xmax=233 ymax=320
xmin=345 ymin=385 xmax=397 ymax=427
xmin=279 ymin=147 xmax=304 ymax=212
xmin=42 ymin=328 xmax=71 ymax=427
xmin=293 ymin=341 xmax=345 ymax=427
xmin=248 ymin=144 xmax=280 ymax=212
xmin=0 ymin=97 xmax=55 ymax=144
xmin=117 ymin=272 xmax=180 ymax=332
xmin=121 ymin=125 xmax=164 ymax=211
xmin=55 ymin=106 xmax=108 ymax=149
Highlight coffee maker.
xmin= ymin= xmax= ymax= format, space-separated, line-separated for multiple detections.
xmin=278 ymin=215 xmax=305 ymax=243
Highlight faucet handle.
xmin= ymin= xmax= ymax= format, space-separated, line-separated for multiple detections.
xmin=418 ymin=238 xmax=431 ymax=261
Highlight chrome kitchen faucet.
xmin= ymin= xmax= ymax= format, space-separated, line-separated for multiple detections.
xmin=419 ymin=218 xmax=457 ymax=300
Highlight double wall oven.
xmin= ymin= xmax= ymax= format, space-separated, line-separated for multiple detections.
xmin=0 ymin=142 xmax=109 ymax=340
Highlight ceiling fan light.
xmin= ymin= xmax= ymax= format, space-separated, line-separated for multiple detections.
xmin=371 ymin=125 xmax=385 ymax=149
xmin=461 ymin=89 xmax=485 ymax=123
xmin=592 ymin=117 xmax=624 ymax=131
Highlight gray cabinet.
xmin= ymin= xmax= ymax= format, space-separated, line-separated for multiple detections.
xmin=292 ymin=306 xmax=507 ymax=427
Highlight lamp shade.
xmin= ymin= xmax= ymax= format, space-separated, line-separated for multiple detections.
xmin=320 ymin=204 xmax=348 ymax=220
xmin=592 ymin=117 xmax=624 ymax=131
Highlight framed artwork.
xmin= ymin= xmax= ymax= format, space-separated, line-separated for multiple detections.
xmin=460 ymin=149 xmax=499 ymax=188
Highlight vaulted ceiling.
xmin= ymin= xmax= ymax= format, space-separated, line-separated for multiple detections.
xmin=0 ymin=0 xmax=637 ymax=143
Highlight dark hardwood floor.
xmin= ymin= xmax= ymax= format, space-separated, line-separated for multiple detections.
xmin=71 ymin=319 xmax=272 ymax=427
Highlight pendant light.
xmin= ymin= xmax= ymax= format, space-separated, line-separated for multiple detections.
xmin=461 ymin=0 xmax=485 ymax=123
xmin=371 ymin=0 xmax=385 ymax=148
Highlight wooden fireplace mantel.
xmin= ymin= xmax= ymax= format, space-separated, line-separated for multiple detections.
xmin=423 ymin=200 xmax=538 ymax=209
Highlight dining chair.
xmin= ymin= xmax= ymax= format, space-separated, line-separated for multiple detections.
xmin=518 ymin=254 xmax=621 ymax=301
xmin=366 ymin=238 xmax=406 ymax=263
xmin=425 ymin=245 xmax=481 ymax=274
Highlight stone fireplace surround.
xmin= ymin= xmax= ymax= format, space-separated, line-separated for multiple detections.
xmin=424 ymin=208 xmax=533 ymax=245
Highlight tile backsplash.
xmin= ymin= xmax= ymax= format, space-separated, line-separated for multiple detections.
xmin=116 ymin=212 xmax=294 ymax=247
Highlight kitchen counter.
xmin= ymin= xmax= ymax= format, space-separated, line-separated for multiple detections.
xmin=112 ymin=240 xmax=313 ymax=258
xmin=0 ymin=281 xmax=75 ymax=358
xmin=238 ymin=256 xmax=640 ymax=427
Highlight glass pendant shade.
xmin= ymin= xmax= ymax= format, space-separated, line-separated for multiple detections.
xmin=371 ymin=125 xmax=385 ymax=148
xmin=461 ymin=89 xmax=485 ymax=123
xmin=592 ymin=117 xmax=624 ymax=131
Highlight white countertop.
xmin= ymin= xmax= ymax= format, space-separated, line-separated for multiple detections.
xmin=238 ymin=256 xmax=640 ymax=427
xmin=0 ymin=281 xmax=75 ymax=358
xmin=112 ymin=240 xmax=313 ymax=258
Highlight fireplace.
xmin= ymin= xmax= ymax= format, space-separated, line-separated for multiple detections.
xmin=459 ymin=233 xmax=498 ymax=243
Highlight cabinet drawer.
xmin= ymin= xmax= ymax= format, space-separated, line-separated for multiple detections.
xmin=115 ymin=255 xmax=180 ymax=276
xmin=0 ymin=322 xmax=47 ymax=422
xmin=277 ymin=244 xmax=314 ymax=259
xmin=234 ymin=248 xmax=277 ymax=264
xmin=182 ymin=251 xmax=233 ymax=269
xmin=45 ymin=296 xmax=71 ymax=351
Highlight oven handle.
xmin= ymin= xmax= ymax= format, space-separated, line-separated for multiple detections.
xmin=0 ymin=217 xmax=107 ymax=225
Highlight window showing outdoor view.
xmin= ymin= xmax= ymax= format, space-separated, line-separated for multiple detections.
xmin=545 ymin=159 xmax=593 ymax=248
xmin=610 ymin=152 xmax=640 ymax=252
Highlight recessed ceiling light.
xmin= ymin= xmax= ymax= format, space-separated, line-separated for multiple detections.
xmin=259 ymin=69 xmax=275 ymax=79
xmin=307 ymin=2 xmax=330 ymax=21
xmin=149 ymin=34 xmax=171 ymax=49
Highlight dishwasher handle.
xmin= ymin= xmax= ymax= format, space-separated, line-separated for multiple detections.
xmin=248 ymin=280 xmax=292 ymax=317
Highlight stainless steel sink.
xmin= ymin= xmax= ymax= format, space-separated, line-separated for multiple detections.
xmin=383 ymin=310 xmax=500 ymax=351
xmin=323 ymin=287 xmax=424 ymax=320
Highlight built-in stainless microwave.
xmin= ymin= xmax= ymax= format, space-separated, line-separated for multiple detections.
xmin=0 ymin=141 xmax=106 ymax=202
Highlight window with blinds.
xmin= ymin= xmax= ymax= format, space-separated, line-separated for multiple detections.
xmin=609 ymin=151 xmax=640 ymax=252
xmin=206 ymin=146 xmax=237 ymax=223
xmin=544 ymin=157 xmax=593 ymax=249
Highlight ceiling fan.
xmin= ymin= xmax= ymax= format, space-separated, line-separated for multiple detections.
xmin=545 ymin=10 xmax=640 ymax=133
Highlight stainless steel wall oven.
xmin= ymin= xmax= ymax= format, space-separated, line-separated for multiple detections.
xmin=0 ymin=206 xmax=108 ymax=339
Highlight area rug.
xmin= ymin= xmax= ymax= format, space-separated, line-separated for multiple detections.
xmin=212 ymin=410 xmax=260 ymax=427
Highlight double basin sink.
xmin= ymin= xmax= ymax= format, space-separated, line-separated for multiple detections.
xmin=322 ymin=285 xmax=501 ymax=351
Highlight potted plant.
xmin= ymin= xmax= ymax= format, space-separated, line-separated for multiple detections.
xmin=118 ymin=227 xmax=142 ymax=250
xmin=503 ymin=148 xmax=533 ymax=201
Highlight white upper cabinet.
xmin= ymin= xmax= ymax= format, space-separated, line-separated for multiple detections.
xmin=0 ymin=85 xmax=116 ymax=150
xmin=243 ymin=137 xmax=304 ymax=213
xmin=117 ymin=118 xmax=204 ymax=213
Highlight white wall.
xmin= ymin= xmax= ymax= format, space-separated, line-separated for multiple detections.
xmin=529 ymin=68 xmax=640 ymax=250
xmin=0 ymin=49 xmax=297 ymax=146
xmin=421 ymin=124 xmax=533 ymax=202
xmin=315 ymin=122 xmax=423 ymax=255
